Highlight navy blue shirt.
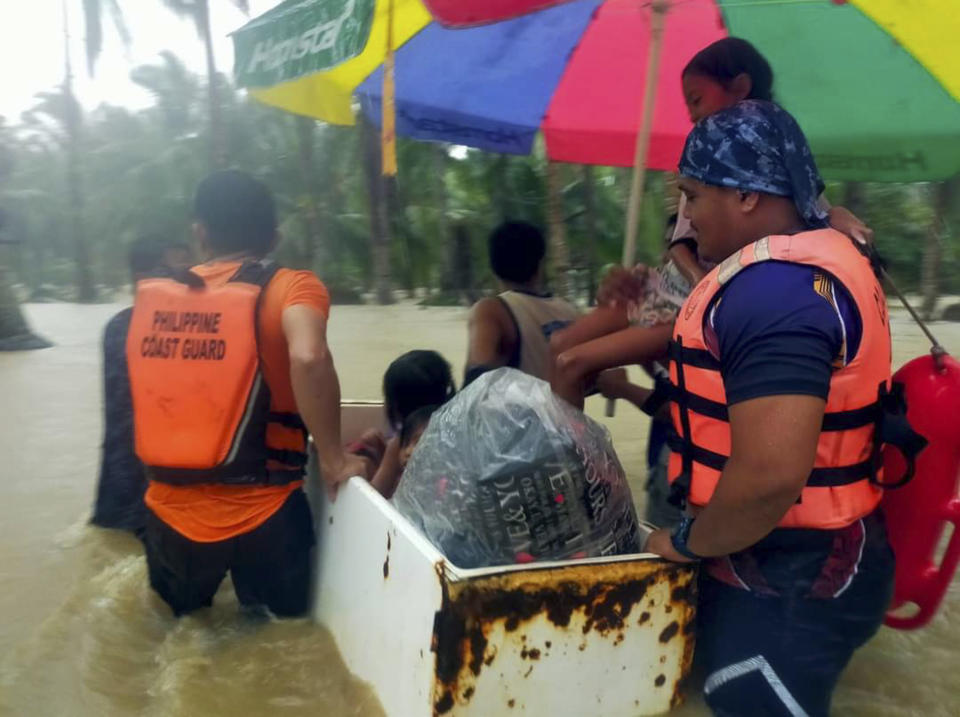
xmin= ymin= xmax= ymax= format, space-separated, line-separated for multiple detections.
xmin=698 ymin=261 xmax=884 ymax=598
xmin=704 ymin=262 xmax=862 ymax=406
xmin=91 ymin=307 xmax=147 ymax=536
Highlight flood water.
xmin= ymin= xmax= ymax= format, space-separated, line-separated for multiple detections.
xmin=1 ymin=301 xmax=958 ymax=716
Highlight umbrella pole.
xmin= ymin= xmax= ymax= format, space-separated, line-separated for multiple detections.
xmin=609 ymin=0 xmax=668 ymax=419
xmin=621 ymin=0 xmax=669 ymax=268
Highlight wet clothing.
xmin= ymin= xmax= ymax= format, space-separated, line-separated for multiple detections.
xmin=673 ymin=104 xmax=893 ymax=713
xmin=496 ymin=289 xmax=579 ymax=381
xmin=679 ymin=100 xmax=829 ymax=229
xmin=91 ymin=307 xmax=147 ymax=537
xmin=698 ymin=512 xmax=894 ymax=717
xmin=143 ymin=261 xmax=329 ymax=543
xmin=668 ymin=231 xmax=890 ymax=530
xmin=145 ymin=489 xmax=315 ymax=617
xmin=705 ymin=262 xmax=862 ymax=406
xmin=673 ymin=249 xmax=893 ymax=715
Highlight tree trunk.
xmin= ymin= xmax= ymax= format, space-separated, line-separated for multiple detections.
xmin=582 ymin=164 xmax=598 ymax=304
xmin=921 ymin=181 xmax=955 ymax=320
xmin=198 ymin=0 xmax=226 ymax=169
xmin=451 ymin=222 xmax=476 ymax=303
xmin=492 ymin=154 xmax=510 ymax=222
xmin=63 ymin=11 xmax=94 ymax=303
xmin=360 ymin=116 xmax=393 ymax=304
xmin=0 ymin=264 xmax=29 ymax=339
xmin=433 ymin=146 xmax=456 ymax=294
xmin=295 ymin=116 xmax=323 ymax=271
xmin=0 ymin=263 xmax=49 ymax=350
xmin=546 ymin=161 xmax=572 ymax=299
xmin=66 ymin=135 xmax=93 ymax=302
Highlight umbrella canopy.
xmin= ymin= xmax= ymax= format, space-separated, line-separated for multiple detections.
xmin=233 ymin=0 xmax=960 ymax=182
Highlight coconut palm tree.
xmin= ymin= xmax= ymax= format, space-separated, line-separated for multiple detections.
xmin=0 ymin=120 xmax=49 ymax=349
xmin=156 ymin=1 xmax=249 ymax=168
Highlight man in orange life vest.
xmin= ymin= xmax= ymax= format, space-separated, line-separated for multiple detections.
xmin=127 ymin=170 xmax=369 ymax=617
xmin=93 ymin=237 xmax=191 ymax=539
xmin=639 ymin=102 xmax=896 ymax=716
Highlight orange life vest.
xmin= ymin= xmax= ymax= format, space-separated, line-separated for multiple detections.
xmin=668 ymin=229 xmax=893 ymax=530
xmin=126 ymin=261 xmax=307 ymax=486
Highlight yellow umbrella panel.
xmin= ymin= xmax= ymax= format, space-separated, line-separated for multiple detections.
xmin=235 ymin=0 xmax=432 ymax=125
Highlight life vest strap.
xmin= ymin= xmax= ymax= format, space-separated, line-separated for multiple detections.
xmin=872 ymin=382 xmax=928 ymax=488
xmin=148 ymin=463 xmax=303 ymax=487
xmin=667 ymin=341 xmax=720 ymax=371
xmin=267 ymin=411 xmax=307 ymax=431
xmin=665 ymin=382 xmax=881 ymax=432
xmin=266 ymin=447 xmax=308 ymax=468
xmin=230 ymin=260 xmax=282 ymax=288
xmin=665 ymin=432 xmax=878 ymax=488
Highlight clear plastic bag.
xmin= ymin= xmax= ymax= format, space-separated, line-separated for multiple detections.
xmin=392 ymin=368 xmax=642 ymax=568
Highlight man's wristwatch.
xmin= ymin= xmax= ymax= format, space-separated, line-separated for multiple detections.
xmin=670 ymin=516 xmax=702 ymax=561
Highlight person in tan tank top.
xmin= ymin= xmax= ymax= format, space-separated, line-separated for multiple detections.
xmin=465 ymin=221 xmax=579 ymax=386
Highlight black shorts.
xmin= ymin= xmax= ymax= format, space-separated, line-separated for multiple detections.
xmin=144 ymin=489 xmax=316 ymax=617
xmin=696 ymin=514 xmax=894 ymax=717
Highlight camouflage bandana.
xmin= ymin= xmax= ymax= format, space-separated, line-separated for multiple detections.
xmin=679 ymin=100 xmax=829 ymax=229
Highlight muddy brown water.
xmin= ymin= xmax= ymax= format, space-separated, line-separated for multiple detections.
xmin=1 ymin=302 xmax=958 ymax=716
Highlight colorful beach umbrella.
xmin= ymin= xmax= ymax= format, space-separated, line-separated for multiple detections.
xmin=233 ymin=0 xmax=960 ymax=184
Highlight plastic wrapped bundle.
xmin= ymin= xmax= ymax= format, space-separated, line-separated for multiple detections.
xmin=393 ymin=368 xmax=641 ymax=568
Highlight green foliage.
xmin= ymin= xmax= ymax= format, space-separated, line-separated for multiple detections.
xmin=0 ymin=54 xmax=953 ymax=301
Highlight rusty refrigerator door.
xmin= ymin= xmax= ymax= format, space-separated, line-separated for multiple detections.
xmin=308 ymin=404 xmax=697 ymax=716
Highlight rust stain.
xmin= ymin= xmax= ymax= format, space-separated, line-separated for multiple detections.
xmin=508 ymin=699 xmax=515 ymax=708
xmin=430 ymin=559 xmax=697 ymax=714
xmin=523 ymin=665 xmax=533 ymax=678
xmin=435 ymin=691 xmax=454 ymax=715
xmin=468 ymin=625 xmax=487 ymax=675
xmin=655 ymin=674 xmax=666 ymax=687
xmin=672 ymin=576 xmax=699 ymax=710
xmin=659 ymin=621 xmax=680 ymax=643
xmin=544 ymin=640 xmax=552 ymax=649
xmin=672 ymin=582 xmax=694 ymax=604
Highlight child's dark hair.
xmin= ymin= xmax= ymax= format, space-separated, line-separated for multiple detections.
xmin=400 ymin=404 xmax=440 ymax=448
xmin=683 ymin=38 xmax=774 ymax=102
xmin=383 ymin=350 xmax=456 ymax=430
xmin=488 ymin=221 xmax=546 ymax=284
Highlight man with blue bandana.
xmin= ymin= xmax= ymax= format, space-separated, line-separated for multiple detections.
xmin=644 ymin=101 xmax=900 ymax=717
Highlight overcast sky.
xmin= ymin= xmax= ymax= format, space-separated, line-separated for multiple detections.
xmin=0 ymin=0 xmax=279 ymax=121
